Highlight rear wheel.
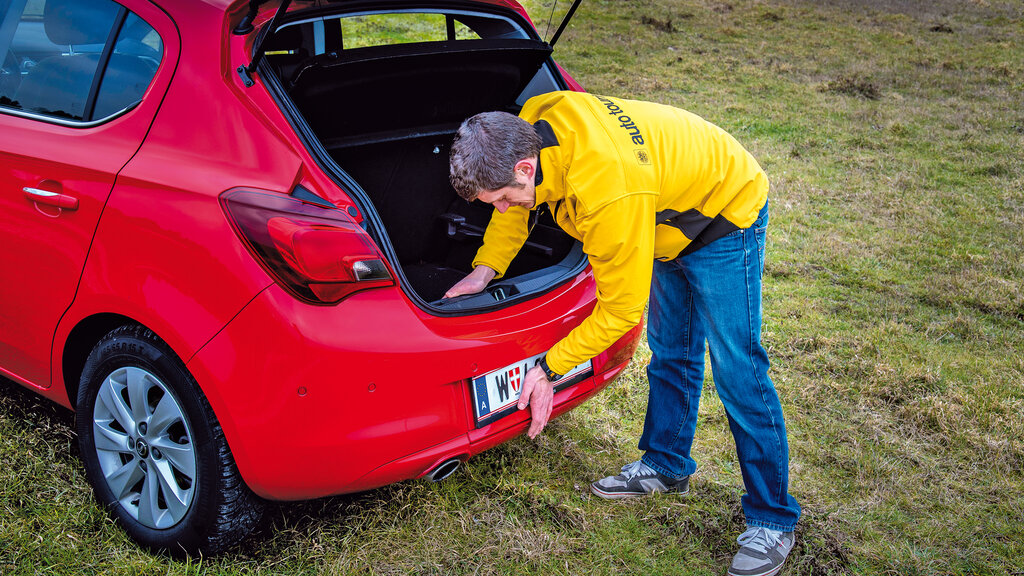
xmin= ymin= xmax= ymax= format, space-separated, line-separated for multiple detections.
xmin=76 ymin=325 xmax=263 ymax=555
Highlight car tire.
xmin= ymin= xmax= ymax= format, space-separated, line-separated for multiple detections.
xmin=76 ymin=324 xmax=264 ymax=555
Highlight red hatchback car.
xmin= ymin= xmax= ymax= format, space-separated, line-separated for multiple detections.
xmin=0 ymin=0 xmax=640 ymax=555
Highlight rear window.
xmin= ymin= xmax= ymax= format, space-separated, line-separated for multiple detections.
xmin=341 ymin=13 xmax=480 ymax=48
xmin=264 ymin=9 xmax=531 ymax=61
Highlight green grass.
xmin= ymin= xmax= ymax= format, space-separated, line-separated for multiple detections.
xmin=3 ymin=0 xmax=1024 ymax=574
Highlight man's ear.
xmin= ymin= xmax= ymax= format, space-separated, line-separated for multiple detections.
xmin=514 ymin=158 xmax=536 ymax=179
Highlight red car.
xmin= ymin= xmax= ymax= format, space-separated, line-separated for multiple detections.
xmin=0 ymin=0 xmax=639 ymax=554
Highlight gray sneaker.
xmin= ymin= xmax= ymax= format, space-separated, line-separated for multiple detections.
xmin=728 ymin=526 xmax=795 ymax=576
xmin=590 ymin=460 xmax=690 ymax=499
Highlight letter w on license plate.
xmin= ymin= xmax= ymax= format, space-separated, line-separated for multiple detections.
xmin=471 ymin=352 xmax=592 ymax=428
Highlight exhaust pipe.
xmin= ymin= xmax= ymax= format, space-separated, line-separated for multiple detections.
xmin=424 ymin=458 xmax=461 ymax=482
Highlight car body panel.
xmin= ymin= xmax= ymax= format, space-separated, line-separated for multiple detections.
xmin=1 ymin=0 xmax=640 ymax=508
xmin=0 ymin=0 xmax=178 ymax=391
xmin=52 ymin=0 xmax=336 ymax=408
xmin=186 ymin=278 xmax=635 ymax=500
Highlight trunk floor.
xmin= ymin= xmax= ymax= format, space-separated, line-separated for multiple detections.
xmin=401 ymin=264 xmax=468 ymax=302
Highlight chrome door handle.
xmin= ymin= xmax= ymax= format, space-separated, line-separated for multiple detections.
xmin=23 ymin=187 xmax=80 ymax=210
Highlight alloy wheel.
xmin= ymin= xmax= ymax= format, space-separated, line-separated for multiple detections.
xmin=92 ymin=366 xmax=197 ymax=529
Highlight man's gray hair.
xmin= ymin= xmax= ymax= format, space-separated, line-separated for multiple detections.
xmin=449 ymin=111 xmax=541 ymax=201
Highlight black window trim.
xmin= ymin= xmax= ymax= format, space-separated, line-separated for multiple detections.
xmin=0 ymin=99 xmax=143 ymax=127
xmin=82 ymin=5 xmax=128 ymax=122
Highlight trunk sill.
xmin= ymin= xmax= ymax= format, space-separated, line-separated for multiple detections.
xmin=426 ymin=244 xmax=586 ymax=313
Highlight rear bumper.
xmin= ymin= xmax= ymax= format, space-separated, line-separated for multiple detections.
xmin=187 ymin=277 xmax=641 ymax=501
xmin=357 ymin=346 xmax=636 ymax=492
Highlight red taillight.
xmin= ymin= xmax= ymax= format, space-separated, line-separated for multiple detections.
xmin=221 ymin=188 xmax=393 ymax=305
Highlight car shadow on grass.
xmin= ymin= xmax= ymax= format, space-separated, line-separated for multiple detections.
xmin=1 ymin=375 xmax=855 ymax=574
xmin=0 ymin=375 xmax=78 ymax=456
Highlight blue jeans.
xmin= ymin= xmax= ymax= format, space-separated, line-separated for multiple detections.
xmin=639 ymin=202 xmax=800 ymax=532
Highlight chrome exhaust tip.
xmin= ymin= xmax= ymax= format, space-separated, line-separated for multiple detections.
xmin=424 ymin=458 xmax=461 ymax=482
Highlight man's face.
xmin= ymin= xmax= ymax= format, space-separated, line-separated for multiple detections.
xmin=474 ymin=158 xmax=537 ymax=213
xmin=475 ymin=183 xmax=535 ymax=213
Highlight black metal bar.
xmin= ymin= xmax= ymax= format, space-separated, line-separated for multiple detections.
xmin=242 ymin=0 xmax=293 ymax=79
xmin=548 ymin=0 xmax=582 ymax=48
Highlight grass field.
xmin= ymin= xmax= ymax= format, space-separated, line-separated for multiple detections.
xmin=2 ymin=0 xmax=1022 ymax=574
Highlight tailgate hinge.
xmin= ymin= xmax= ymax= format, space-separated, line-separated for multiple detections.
xmin=233 ymin=0 xmax=293 ymax=88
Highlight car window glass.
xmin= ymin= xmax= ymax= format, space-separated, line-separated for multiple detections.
xmin=265 ymin=11 xmax=527 ymax=64
xmin=0 ymin=0 xmax=161 ymax=123
xmin=23 ymin=0 xmax=45 ymax=18
xmin=93 ymin=11 xmax=162 ymax=119
xmin=340 ymin=13 xmax=479 ymax=49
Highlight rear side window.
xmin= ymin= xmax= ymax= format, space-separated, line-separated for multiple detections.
xmin=0 ymin=0 xmax=163 ymax=123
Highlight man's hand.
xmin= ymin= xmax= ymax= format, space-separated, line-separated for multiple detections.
xmin=444 ymin=266 xmax=497 ymax=299
xmin=518 ymin=365 xmax=554 ymax=439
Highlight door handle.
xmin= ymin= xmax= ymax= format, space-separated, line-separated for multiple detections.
xmin=23 ymin=187 xmax=79 ymax=210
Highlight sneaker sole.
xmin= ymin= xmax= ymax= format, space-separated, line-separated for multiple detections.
xmin=590 ymin=484 xmax=690 ymax=500
xmin=727 ymin=565 xmax=785 ymax=576
xmin=727 ymin=543 xmax=793 ymax=576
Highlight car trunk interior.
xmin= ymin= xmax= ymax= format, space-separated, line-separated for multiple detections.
xmin=266 ymin=36 xmax=583 ymax=307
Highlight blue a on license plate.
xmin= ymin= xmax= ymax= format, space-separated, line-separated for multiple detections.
xmin=471 ymin=352 xmax=592 ymax=427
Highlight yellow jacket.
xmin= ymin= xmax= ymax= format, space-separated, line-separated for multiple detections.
xmin=473 ymin=92 xmax=768 ymax=375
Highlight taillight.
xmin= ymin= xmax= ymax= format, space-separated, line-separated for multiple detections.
xmin=220 ymin=188 xmax=393 ymax=305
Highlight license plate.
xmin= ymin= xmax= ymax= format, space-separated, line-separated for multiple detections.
xmin=471 ymin=353 xmax=593 ymax=427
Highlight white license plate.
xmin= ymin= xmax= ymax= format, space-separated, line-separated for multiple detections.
xmin=471 ymin=353 xmax=592 ymax=427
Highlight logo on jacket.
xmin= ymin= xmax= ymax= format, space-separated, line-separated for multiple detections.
xmin=635 ymin=149 xmax=651 ymax=165
xmin=595 ymin=95 xmax=646 ymax=145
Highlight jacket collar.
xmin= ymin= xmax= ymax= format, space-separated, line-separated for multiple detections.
xmin=532 ymin=120 xmax=562 ymax=207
